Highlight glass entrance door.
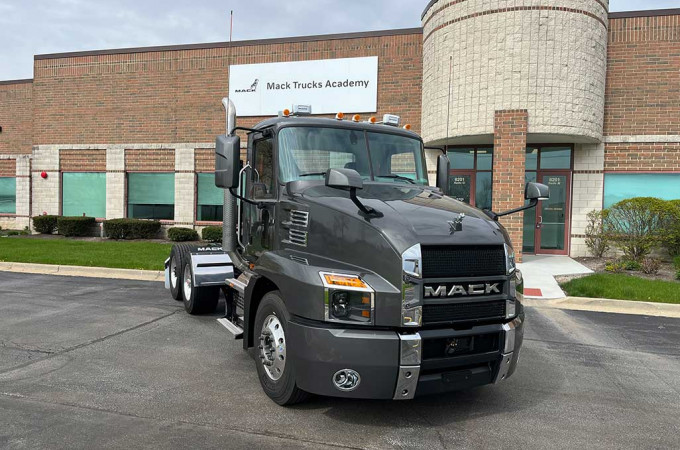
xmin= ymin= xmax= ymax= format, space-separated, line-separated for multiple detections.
xmin=533 ymin=173 xmax=570 ymax=254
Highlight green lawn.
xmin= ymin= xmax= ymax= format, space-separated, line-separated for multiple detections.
xmin=561 ymin=273 xmax=680 ymax=304
xmin=0 ymin=238 xmax=172 ymax=270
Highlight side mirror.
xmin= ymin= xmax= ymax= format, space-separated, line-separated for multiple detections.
xmin=325 ymin=168 xmax=382 ymax=217
xmin=215 ymin=134 xmax=241 ymax=189
xmin=436 ymin=154 xmax=450 ymax=193
xmin=325 ymin=168 xmax=363 ymax=190
xmin=525 ymin=182 xmax=550 ymax=201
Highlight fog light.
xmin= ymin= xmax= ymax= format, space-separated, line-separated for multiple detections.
xmin=333 ymin=369 xmax=360 ymax=392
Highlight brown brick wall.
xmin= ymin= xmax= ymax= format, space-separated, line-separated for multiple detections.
xmin=0 ymin=159 xmax=16 ymax=177
xmin=492 ymin=110 xmax=528 ymax=261
xmin=125 ymin=149 xmax=175 ymax=171
xmin=32 ymin=32 xmax=422 ymax=145
xmin=195 ymin=149 xmax=214 ymax=172
xmin=0 ymin=81 xmax=33 ymax=155
xmin=604 ymin=142 xmax=680 ymax=172
xmin=59 ymin=149 xmax=106 ymax=171
xmin=604 ymin=15 xmax=680 ymax=136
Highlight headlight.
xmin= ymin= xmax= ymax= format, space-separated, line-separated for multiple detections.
xmin=401 ymin=244 xmax=422 ymax=327
xmin=320 ymin=272 xmax=374 ymax=325
xmin=504 ymin=243 xmax=516 ymax=274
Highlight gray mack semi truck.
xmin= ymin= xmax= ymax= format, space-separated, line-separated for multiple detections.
xmin=165 ymin=99 xmax=549 ymax=405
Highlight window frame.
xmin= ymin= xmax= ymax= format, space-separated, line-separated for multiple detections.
xmin=125 ymin=171 xmax=176 ymax=222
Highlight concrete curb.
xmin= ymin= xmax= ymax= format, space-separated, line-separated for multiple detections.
xmin=0 ymin=262 xmax=164 ymax=282
xmin=524 ymin=296 xmax=680 ymax=319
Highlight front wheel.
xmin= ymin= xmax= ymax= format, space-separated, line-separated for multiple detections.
xmin=255 ymin=291 xmax=309 ymax=406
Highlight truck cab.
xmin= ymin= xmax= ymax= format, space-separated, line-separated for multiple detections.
xmin=166 ymin=101 xmax=549 ymax=405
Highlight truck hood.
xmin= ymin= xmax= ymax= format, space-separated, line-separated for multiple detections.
xmin=293 ymin=183 xmax=509 ymax=255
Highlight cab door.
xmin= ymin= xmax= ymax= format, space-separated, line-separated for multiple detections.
xmin=242 ymin=134 xmax=276 ymax=260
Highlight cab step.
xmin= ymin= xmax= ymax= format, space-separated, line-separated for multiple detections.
xmin=217 ymin=318 xmax=244 ymax=339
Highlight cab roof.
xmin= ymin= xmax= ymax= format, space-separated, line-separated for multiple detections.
xmin=251 ymin=116 xmax=422 ymax=140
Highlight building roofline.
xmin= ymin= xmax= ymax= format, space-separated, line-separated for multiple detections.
xmin=0 ymin=78 xmax=33 ymax=86
xmin=34 ymin=27 xmax=423 ymax=61
xmin=422 ymin=0 xmax=680 ymax=21
xmin=609 ymin=8 xmax=680 ymax=19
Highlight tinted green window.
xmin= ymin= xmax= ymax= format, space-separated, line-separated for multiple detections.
xmin=197 ymin=173 xmax=223 ymax=221
xmin=448 ymin=175 xmax=471 ymax=203
xmin=62 ymin=172 xmax=106 ymax=218
xmin=476 ymin=148 xmax=493 ymax=171
xmin=525 ymin=147 xmax=538 ymax=170
xmin=539 ymin=147 xmax=571 ymax=169
xmin=475 ymin=172 xmax=492 ymax=210
xmin=604 ymin=173 xmax=680 ymax=208
xmin=127 ymin=173 xmax=174 ymax=220
xmin=448 ymin=148 xmax=474 ymax=170
xmin=0 ymin=177 xmax=16 ymax=214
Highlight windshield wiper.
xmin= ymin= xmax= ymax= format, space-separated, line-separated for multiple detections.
xmin=375 ymin=173 xmax=416 ymax=184
xmin=299 ymin=172 xmax=327 ymax=177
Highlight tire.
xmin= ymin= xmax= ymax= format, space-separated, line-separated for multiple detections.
xmin=254 ymin=291 xmax=309 ymax=406
xmin=182 ymin=261 xmax=220 ymax=315
xmin=169 ymin=244 xmax=192 ymax=301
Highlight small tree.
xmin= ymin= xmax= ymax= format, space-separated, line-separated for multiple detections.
xmin=663 ymin=200 xmax=680 ymax=257
xmin=604 ymin=197 xmax=672 ymax=261
xmin=585 ymin=209 xmax=609 ymax=257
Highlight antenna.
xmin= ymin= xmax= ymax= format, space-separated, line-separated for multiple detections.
xmin=446 ymin=56 xmax=453 ymax=147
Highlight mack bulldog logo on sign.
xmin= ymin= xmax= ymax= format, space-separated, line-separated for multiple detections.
xmin=424 ymin=283 xmax=501 ymax=298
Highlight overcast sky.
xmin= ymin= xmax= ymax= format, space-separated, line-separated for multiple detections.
xmin=0 ymin=0 xmax=678 ymax=80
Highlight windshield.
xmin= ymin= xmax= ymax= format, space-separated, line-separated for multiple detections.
xmin=278 ymin=127 xmax=428 ymax=185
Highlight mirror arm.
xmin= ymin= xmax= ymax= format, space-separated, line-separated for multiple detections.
xmin=231 ymin=126 xmax=259 ymax=135
xmin=487 ymin=198 xmax=539 ymax=221
xmin=425 ymin=145 xmax=446 ymax=155
xmin=228 ymin=187 xmax=263 ymax=207
xmin=349 ymin=187 xmax=382 ymax=217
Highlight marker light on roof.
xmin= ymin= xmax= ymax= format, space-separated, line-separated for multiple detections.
xmin=335 ymin=112 xmax=345 ymax=120
xmin=368 ymin=116 xmax=377 ymax=124
xmin=403 ymin=124 xmax=412 ymax=130
xmin=352 ymin=114 xmax=361 ymax=122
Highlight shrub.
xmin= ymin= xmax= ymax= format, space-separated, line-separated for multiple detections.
xmin=621 ymin=259 xmax=642 ymax=271
xmin=605 ymin=262 xmax=624 ymax=273
xmin=57 ymin=216 xmax=96 ymax=237
xmin=168 ymin=227 xmax=199 ymax=242
xmin=201 ymin=226 xmax=222 ymax=243
xmin=640 ymin=257 xmax=662 ymax=275
xmin=103 ymin=218 xmax=161 ymax=240
xmin=662 ymin=200 xmax=680 ymax=257
xmin=6 ymin=231 xmax=19 ymax=236
xmin=33 ymin=215 xmax=59 ymax=234
xmin=604 ymin=197 xmax=674 ymax=261
xmin=585 ymin=210 xmax=609 ymax=257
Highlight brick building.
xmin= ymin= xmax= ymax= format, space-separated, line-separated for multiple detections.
xmin=0 ymin=1 xmax=678 ymax=258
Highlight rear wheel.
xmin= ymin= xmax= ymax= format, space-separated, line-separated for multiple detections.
xmin=255 ymin=291 xmax=309 ymax=406
xmin=182 ymin=262 xmax=220 ymax=315
xmin=169 ymin=244 xmax=192 ymax=301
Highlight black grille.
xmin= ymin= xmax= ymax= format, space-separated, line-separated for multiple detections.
xmin=421 ymin=245 xmax=506 ymax=278
xmin=422 ymin=300 xmax=506 ymax=324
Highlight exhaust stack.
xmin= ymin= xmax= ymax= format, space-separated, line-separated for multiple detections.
xmin=221 ymin=97 xmax=238 ymax=254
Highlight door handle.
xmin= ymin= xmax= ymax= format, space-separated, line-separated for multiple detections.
xmin=536 ymin=215 xmax=543 ymax=229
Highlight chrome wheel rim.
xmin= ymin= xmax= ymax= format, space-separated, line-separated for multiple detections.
xmin=182 ymin=264 xmax=192 ymax=301
xmin=170 ymin=257 xmax=178 ymax=288
xmin=259 ymin=314 xmax=286 ymax=381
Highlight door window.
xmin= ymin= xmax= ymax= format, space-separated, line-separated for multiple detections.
xmin=253 ymin=138 xmax=274 ymax=199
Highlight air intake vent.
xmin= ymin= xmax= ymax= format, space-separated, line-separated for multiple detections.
xmin=287 ymin=228 xmax=308 ymax=247
xmin=421 ymin=245 xmax=506 ymax=278
xmin=290 ymin=210 xmax=309 ymax=228
xmin=423 ymin=300 xmax=506 ymax=324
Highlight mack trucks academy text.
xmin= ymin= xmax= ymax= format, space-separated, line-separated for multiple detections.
xmin=164 ymin=99 xmax=549 ymax=405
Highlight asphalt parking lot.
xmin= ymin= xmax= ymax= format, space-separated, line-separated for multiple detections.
xmin=0 ymin=272 xmax=679 ymax=449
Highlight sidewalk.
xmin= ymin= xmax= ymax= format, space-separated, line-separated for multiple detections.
xmin=523 ymin=296 xmax=680 ymax=319
xmin=518 ymin=255 xmax=592 ymax=299
xmin=0 ymin=261 xmax=163 ymax=282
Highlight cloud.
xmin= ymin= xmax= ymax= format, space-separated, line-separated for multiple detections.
xmin=0 ymin=0 xmax=676 ymax=80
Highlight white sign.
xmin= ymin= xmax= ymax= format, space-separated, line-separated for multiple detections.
xmin=228 ymin=57 xmax=378 ymax=117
